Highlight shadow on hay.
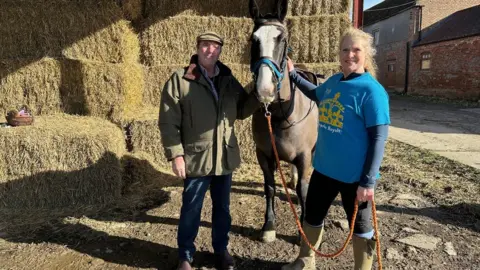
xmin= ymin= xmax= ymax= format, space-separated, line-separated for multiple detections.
xmin=0 ymin=154 xmax=293 ymax=268
xmin=0 ymin=152 xmax=123 ymax=209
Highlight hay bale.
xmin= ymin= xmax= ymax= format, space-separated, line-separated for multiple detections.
xmin=143 ymin=64 xmax=184 ymax=107
xmin=141 ymin=15 xmax=349 ymax=66
xmin=0 ymin=0 xmax=139 ymax=63
xmin=122 ymin=152 xmax=181 ymax=194
xmin=0 ymin=114 xmax=126 ymax=208
xmin=140 ymin=16 xmax=253 ymax=66
xmin=116 ymin=0 xmax=144 ymax=21
xmin=0 ymin=58 xmax=144 ymax=121
xmin=287 ymin=14 xmax=350 ymax=63
xmin=0 ymin=58 xmax=63 ymax=116
xmin=301 ymin=62 xmax=342 ymax=79
xmin=234 ymin=118 xmax=258 ymax=165
xmin=127 ymin=110 xmax=169 ymax=169
xmin=144 ymin=0 xmax=349 ymax=18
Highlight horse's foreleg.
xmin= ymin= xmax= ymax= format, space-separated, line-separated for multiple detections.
xmin=256 ymin=148 xmax=277 ymax=243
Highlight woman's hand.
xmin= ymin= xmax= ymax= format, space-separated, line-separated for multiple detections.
xmin=287 ymin=57 xmax=294 ymax=73
xmin=356 ymin=186 xmax=374 ymax=202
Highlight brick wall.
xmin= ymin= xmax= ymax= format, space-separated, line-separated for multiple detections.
xmin=408 ymin=36 xmax=480 ymax=100
xmin=418 ymin=0 xmax=480 ymax=35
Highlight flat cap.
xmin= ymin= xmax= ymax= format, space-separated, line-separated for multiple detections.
xmin=196 ymin=31 xmax=224 ymax=46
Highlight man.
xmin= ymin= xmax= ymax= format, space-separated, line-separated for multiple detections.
xmin=158 ymin=31 xmax=260 ymax=270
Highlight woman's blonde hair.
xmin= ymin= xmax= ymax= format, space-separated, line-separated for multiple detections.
xmin=339 ymin=27 xmax=378 ymax=79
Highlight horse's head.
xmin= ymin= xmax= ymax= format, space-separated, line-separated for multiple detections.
xmin=249 ymin=0 xmax=289 ymax=104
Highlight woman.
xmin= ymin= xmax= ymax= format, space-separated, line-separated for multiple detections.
xmin=282 ymin=27 xmax=390 ymax=270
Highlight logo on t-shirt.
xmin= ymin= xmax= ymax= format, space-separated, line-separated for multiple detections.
xmin=319 ymin=92 xmax=344 ymax=133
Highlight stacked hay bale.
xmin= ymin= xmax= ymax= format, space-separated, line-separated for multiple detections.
xmin=0 ymin=115 xmax=125 ymax=208
xmin=138 ymin=0 xmax=351 ymax=165
xmin=0 ymin=0 xmax=352 ymax=215
xmin=0 ymin=0 xmax=144 ymax=122
xmin=0 ymin=1 xmax=148 ymax=212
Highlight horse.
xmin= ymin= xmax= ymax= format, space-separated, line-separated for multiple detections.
xmin=248 ymin=0 xmax=320 ymax=243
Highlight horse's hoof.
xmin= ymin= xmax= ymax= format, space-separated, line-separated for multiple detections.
xmin=260 ymin=230 xmax=276 ymax=243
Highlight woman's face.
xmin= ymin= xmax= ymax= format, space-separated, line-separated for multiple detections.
xmin=340 ymin=36 xmax=366 ymax=76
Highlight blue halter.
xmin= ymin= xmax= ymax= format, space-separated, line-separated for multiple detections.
xmin=251 ymin=57 xmax=286 ymax=92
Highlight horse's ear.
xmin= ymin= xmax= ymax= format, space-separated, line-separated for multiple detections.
xmin=276 ymin=0 xmax=288 ymax=22
xmin=249 ymin=0 xmax=260 ymax=19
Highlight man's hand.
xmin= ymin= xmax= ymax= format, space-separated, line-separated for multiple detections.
xmin=172 ymin=156 xmax=186 ymax=179
xmin=287 ymin=57 xmax=294 ymax=73
xmin=356 ymin=186 xmax=374 ymax=202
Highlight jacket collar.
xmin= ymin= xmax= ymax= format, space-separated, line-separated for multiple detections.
xmin=183 ymin=54 xmax=232 ymax=81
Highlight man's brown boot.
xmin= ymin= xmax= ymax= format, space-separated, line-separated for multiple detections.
xmin=281 ymin=223 xmax=323 ymax=270
xmin=352 ymin=235 xmax=377 ymax=270
xmin=177 ymin=260 xmax=192 ymax=270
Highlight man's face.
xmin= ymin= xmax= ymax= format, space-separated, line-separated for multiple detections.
xmin=197 ymin=40 xmax=222 ymax=67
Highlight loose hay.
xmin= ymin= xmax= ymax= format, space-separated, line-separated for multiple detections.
xmin=0 ymin=0 xmax=139 ymax=63
xmin=144 ymin=0 xmax=349 ymax=18
xmin=141 ymin=15 xmax=349 ymax=66
xmin=0 ymin=114 xmax=126 ymax=209
xmin=0 ymin=58 xmax=144 ymax=122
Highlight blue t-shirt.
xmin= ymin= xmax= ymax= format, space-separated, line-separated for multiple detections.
xmin=313 ymin=72 xmax=390 ymax=184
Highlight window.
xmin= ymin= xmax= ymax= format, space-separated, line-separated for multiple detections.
xmin=373 ymin=30 xmax=380 ymax=45
xmin=421 ymin=52 xmax=432 ymax=70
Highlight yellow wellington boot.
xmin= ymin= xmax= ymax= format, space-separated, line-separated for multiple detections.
xmin=281 ymin=223 xmax=323 ymax=270
xmin=352 ymin=235 xmax=377 ymax=270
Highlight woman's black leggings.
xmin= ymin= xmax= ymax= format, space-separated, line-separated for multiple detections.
xmin=305 ymin=170 xmax=373 ymax=234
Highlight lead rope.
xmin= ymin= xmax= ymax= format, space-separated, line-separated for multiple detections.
xmin=264 ymin=111 xmax=382 ymax=269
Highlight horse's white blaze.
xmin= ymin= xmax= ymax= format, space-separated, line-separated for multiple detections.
xmin=253 ymin=25 xmax=282 ymax=103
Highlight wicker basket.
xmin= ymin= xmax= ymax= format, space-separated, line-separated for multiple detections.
xmin=6 ymin=109 xmax=34 ymax=127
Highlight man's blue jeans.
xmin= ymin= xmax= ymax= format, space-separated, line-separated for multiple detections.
xmin=177 ymin=173 xmax=232 ymax=262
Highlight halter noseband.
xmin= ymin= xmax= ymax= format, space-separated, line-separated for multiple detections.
xmin=250 ymin=21 xmax=289 ymax=98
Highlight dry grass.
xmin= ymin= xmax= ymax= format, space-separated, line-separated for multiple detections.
xmin=0 ymin=114 xmax=126 ymax=209
xmin=144 ymin=0 xmax=349 ymax=18
xmin=0 ymin=58 xmax=144 ymax=122
xmin=0 ymin=0 xmax=139 ymax=63
xmin=382 ymin=139 xmax=480 ymax=206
